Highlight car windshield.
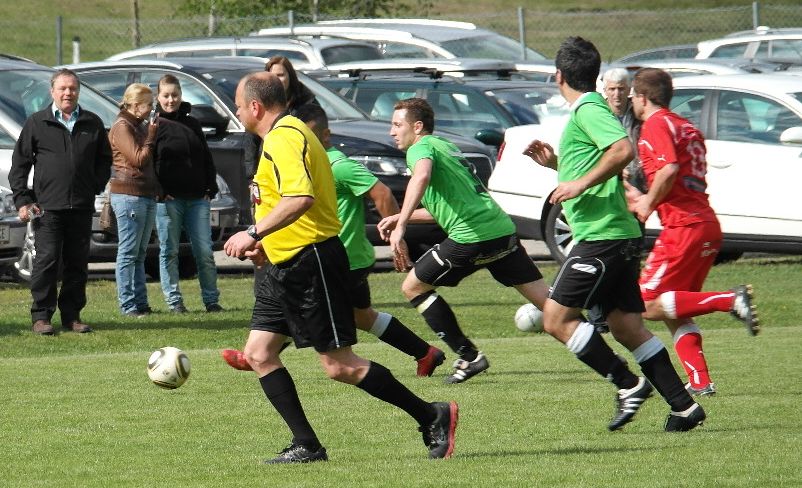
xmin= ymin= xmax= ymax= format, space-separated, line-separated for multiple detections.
xmin=440 ymin=35 xmax=546 ymax=61
xmin=489 ymin=87 xmax=568 ymax=125
xmin=201 ymin=68 xmax=367 ymax=121
xmin=0 ymin=69 xmax=118 ymax=128
xmin=790 ymin=92 xmax=802 ymax=105
xmin=320 ymin=45 xmax=383 ymax=65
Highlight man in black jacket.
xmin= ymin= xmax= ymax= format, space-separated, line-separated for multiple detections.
xmin=9 ymin=69 xmax=112 ymax=335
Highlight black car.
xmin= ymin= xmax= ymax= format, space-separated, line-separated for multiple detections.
xmin=68 ymin=57 xmax=496 ymax=257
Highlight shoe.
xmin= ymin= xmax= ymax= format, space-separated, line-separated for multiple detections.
xmin=205 ymin=303 xmax=223 ymax=313
xmin=138 ymin=306 xmax=153 ymax=315
xmin=444 ymin=351 xmax=489 ymax=384
xmin=416 ymin=346 xmax=446 ymax=377
xmin=665 ymin=402 xmax=706 ymax=432
xmin=64 ymin=320 xmax=93 ymax=333
xmin=32 ymin=319 xmax=54 ymax=335
xmin=419 ymin=401 xmax=458 ymax=459
xmin=686 ymin=382 xmax=717 ymax=397
xmin=170 ymin=303 xmax=188 ymax=314
xmin=608 ymin=377 xmax=653 ymax=431
xmin=123 ymin=310 xmax=146 ymax=318
xmin=730 ymin=284 xmax=759 ymax=336
xmin=221 ymin=349 xmax=253 ymax=371
xmin=264 ymin=443 xmax=328 ymax=464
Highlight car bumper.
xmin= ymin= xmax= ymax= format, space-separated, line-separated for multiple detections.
xmin=0 ymin=217 xmax=26 ymax=267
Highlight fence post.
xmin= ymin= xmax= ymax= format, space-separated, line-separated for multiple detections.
xmin=72 ymin=36 xmax=80 ymax=64
xmin=288 ymin=10 xmax=294 ymax=33
xmin=55 ymin=16 xmax=63 ymax=66
xmin=752 ymin=2 xmax=760 ymax=29
xmin=130 ymin=0 xmax=141 ymax=47
xmin=208 ymin=1 xmax=217 ymax=36
xmin=517 ymin=6 xmax=527 ymax=60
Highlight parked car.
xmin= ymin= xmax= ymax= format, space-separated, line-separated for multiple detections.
xmin=0 ymin=185 xmax=26 ymax=278
xmin=614 ymin=44 xmax=700 ymax=64
xmin=253 ymin=18 xmax=547 ymax=61
xmin=0 ymin=58 xmax=239 ymax=280
xmin=315 ymin=67 xmax=568 ymax=150
xmin=68 ymin=57 xmax=496 ymax=257
xmin=608 ymin=58 xmax=787 ymax=78
xmin=488 ymin=73 xmax=802 ymax=262
xmin=106 ymin=36 xmax=384 ymax=70
xmin=696 ymin=27 xmax=802 ymax=61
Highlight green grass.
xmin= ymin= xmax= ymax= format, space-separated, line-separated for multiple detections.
xmin=1 ymin=255 xmax=801 ymax=487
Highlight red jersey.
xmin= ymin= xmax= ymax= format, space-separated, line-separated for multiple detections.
xmin=637 ymin=108 xmax=718 ymax=228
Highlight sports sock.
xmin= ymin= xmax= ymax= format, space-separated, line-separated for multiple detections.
xmin=635 ymin=337 xmax=695 ymax=412
xmin=259 ymin=368 xmax=320 ymax=450
xmin=661 ymin=290 xmax=734 ymax=319
xmin=356 ymin=361 xmax=436 ymax=426
xmin=673 ymin=323 xmax=711 ymax=388
xmin=371 ymin=312 xmax=430 ymax=360
xmin=566 ymin=321 xmax=638 ymax=390
xmin=411 ymin=291 xmax=476 ymax=359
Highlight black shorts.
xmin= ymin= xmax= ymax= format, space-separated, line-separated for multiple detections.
xmin=414 ymin=234 xmax=542 ymax=287
xmin=347 ymin=267 xmax=372 ymax=310
xmin=251 ymin=236 xmax=357 ymax=353
xmin=549 ymin=238 xmax=645 ymax=317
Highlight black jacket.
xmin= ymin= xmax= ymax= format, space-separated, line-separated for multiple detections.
xmin=154 ymin=101 xmax=219 ymax=199
xmin=10 ymin=106 xmax=112 ymax=211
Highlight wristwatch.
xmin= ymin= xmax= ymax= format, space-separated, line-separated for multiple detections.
xmin=246 ymin=225 xmax=260 ymax=240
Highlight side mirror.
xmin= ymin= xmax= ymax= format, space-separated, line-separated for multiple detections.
xmin=779 ymin=126 xmax=802 ymax=145
xmin=191 ymin=105 xmax=229 ymax=136
xmin=474 ymin=128 xmax=504 ymax=149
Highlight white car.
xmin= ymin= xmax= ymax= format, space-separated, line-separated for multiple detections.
xmin=488 ymin=73 xmax=802 ymax=262
xmin=697 ymin=27 xmax=802 ymax=60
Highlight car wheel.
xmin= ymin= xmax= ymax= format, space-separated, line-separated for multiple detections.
xmin=13 ymin=222 xmax=36 ymax=282
xmin=544 ymin=203 xmax=575 ymax=264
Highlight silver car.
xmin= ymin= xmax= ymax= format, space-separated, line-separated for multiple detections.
xmin=0 ymin=186 xmax=26 ymax=278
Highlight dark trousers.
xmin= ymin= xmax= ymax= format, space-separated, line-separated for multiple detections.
xmin=30 ymin=209 xmax=93 ymax=325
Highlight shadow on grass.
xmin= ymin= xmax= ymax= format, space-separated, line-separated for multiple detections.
xmin=460 ymin=444 xmax=655 ymax=459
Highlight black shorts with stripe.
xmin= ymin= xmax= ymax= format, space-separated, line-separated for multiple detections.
xmin=549 ymin=238 xmax=645 ymax=317
xmin=251 ymin=236 xmax=357 ymax=353
xmin=347 ymin=267 xmax=372 ymax=310
xmin=414 ymin=234 xmax=542 ymax=287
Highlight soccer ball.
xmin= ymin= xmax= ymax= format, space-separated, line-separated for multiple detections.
xmin=514 ymin=303 xmax=544 ymax=333
xmin=147 ymin=347 xmax=191 ymax=389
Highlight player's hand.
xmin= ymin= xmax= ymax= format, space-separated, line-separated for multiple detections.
xmin=392 ymin=238 xmax=413 ymax=272
xmin=549 ymin=180 xmax=586 ymax=204
xmin=630 ymin=195 xmax=653 ymax=223
xmin=224 ymin=230 xmax=257 ymax=258
xmin=523 ymin=140 xmax=557 ymax=168
xmin=622 ymin=180 xmax=644 ymax=212
xmin=244 ymin=247 xmax=267 ymax=268
xmin=377 ymin=214 xmax=400 ymax=242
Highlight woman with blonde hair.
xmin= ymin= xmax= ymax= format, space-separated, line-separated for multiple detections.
xmin=108 ymin=83 xmax=159 ymax=317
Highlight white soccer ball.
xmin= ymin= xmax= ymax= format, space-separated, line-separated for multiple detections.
xmin=514 ymin=303 xmax=544 ymax=333
xmin=147 ymin=347 xmax=191 ymax=389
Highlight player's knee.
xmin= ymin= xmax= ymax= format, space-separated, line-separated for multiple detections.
xmin=322 ymin=362 xmax=355 ymax=383
xmin=641 ymin=300 xmax=663 ymax=321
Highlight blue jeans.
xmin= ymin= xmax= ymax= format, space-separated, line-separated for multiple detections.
xmin=155 ymin=198 xmax=219 ymax=307
xmin=111 ymin=193 xmax=156 ymax=314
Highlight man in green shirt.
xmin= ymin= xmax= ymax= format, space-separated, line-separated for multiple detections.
xmin=378 ymin=97 xmax=550 ymax=385
xmin=523 ymin=36 xmax=704 ymax=432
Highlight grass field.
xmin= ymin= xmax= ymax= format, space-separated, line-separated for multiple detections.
xmin=1 ymin=255 xmax=801 ymax=487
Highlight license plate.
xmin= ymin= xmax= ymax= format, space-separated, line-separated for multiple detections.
xmin=210 ymin=210 xmax=219 ymax=227
xmin=0 ymin=224 xmax=9 ymax=244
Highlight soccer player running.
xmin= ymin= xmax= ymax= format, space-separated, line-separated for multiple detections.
xmin=627 ymin=67 xmax=759 ymax=397
xmin=523 ymin=37 xmax=704 ymax=432
xmin=224 ymin=72 xmax=457 ymax=463
xmin=378 ymin=97 xmax=550 ymax=385
xmin=221 ymin=103 xmax=446 ymax=377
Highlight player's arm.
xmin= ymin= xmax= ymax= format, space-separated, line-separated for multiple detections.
xmin=632 ymin=163 xmax=678 ymax=222
xmin=550 ymin=137 xmax=633 ymax=204
xmin=224 ymin=195 xmax=313 ymax=258
xmin=377 ymin=157 xmax=432 ymax=244
xmin=367 ymin=180 xmax=400 ymax=218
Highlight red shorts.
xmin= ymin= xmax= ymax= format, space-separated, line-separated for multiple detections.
xmin=639 ymin=221 xmax=722 ymax=302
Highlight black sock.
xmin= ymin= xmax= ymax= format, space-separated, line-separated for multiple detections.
xmin=411 ymin=291 xmax=476 ymax=359
xmin=356 ymin=361 xmax=436 ymax=426
xmin=259 ymin=368 xmax=320 ymax=450
xmin=378 ymin=316 xmax=431 ymax=360
xmin=575 ymin=329 xmax=639 ymax=390
xmin=639 ymin=348 xmax=695 ymax=412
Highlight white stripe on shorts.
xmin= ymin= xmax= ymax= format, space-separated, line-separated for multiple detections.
xmin=312 ymin=243 xmax=340 ymax=348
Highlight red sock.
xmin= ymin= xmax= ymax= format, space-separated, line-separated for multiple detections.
xmin=664 ymin=290 xmax=734 ymax=319
xmin=673 ymin=324 xmax=711 ymax=388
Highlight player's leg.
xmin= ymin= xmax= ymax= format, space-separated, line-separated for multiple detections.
xmin=664 ymin=318 xmax=715 ymax=396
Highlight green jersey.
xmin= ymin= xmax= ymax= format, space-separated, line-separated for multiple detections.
xmin=406 ymin=135 xmax=514 ymax=244
xmin=328 ymin=147 xmax=378 ymax=270
xmin=557 ymin=92 xmax=642 ymax=242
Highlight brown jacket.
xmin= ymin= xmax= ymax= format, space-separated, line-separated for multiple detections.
xmin=108 ymin=111 xmax=160 ymax=197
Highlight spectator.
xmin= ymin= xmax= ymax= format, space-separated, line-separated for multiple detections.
xmin=153 ymin=74 xmax=222 ymax=314
xmin=9 ymin=68 xmax=112 ymax=335
xmin=108 ymin=83 xmax=159 ymax=317
xmin=601 ymin=67 xmax=646 ymax=192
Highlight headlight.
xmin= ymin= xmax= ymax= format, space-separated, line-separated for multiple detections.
xmin=0 ymin=187 xmax=17 ymax=218
xmin=350 ymin=156 xmax=409 ymax=176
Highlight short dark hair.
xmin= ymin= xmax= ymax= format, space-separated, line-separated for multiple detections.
xmin=242 ymin=73 xmax=287 ymax=111
xmin=158 ymin=73 xmax=182 ymax=92
xmin=295 ymin=103 xmax=328 ymax=130
xmin=555 ymin=36 xmax=601 ymax=93
xmin=50 ymin=68 xmax=79 ymax=88
xmin=632 ymin=68 xmax=673 ymax=108
xmin=394 ymin=97 xmax=435 ymax=133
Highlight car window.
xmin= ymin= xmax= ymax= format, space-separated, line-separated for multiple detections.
xmin=377 ymin=42 xmax=438 ymax=59
xmin=765 ymin=39 xmax=802 ymax=59
xmin=138 ymin=71 xmax=234 ymax=130
xmin=715 ymin=90 xmax=802 ymax=144
xmin=163 ymin=49 xmax=231 ymax=58
xmin=429 ymin=89 xmax=508 ymax=134
xmin=349 ymin=88 xmax=416 ymax=120
xmin=440 ymin=35 xmax=546 ymax=61
xmin=238 ymin=48 xmax=309 ymax=62
xmin=709 ymin=42 xmax=751 ymax=58
xmin=0 ymin=125 xmax=15 ymax=149
xmin=79 ymin=71 xmax=130 ymax=103
xmin=670 ymin=89 xmax=706 ymax=128
xmin=320 ymin=45 xmax=383 ymax=65
xmin=489 ymin=88 xmax=568 ymax=125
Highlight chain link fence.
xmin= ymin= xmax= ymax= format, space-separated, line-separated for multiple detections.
xmin=2 ymin=4 xmax=801 ymax=66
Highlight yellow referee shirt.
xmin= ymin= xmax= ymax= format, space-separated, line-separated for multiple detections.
xmin=253 ymin=115 xmax=341 ymax=264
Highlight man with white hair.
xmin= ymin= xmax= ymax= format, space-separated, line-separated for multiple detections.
xmin=602 ymin=67 xmax=645 ymax=192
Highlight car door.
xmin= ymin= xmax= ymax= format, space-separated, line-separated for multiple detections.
xmin=703 ymin=88 xmax=802 ymax=237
